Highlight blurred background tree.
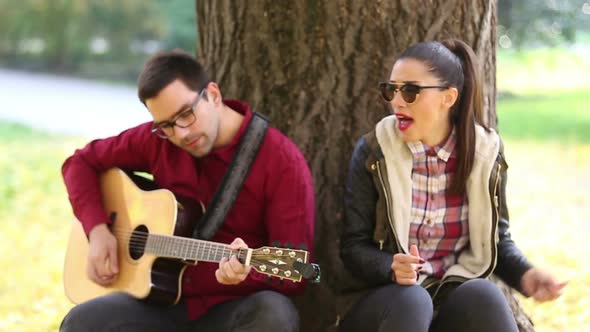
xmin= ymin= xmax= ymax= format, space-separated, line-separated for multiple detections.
xmin=497 ymin=0 xmax=590 ymax=48
xmin=2 ymin=0 xmax=587 ymax=81
xmin=0 ymin=0 xmax=195 ymax=82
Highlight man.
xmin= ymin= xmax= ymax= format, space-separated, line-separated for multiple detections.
xmin=60 ymin=49 xmax=315 ymax=332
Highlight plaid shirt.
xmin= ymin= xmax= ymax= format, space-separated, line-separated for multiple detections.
xmin=407 ymin=130 xmax=469 ymax=278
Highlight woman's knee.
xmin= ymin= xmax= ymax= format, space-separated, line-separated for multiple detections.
xmin=340 ymin=284 xmax=433 ymax=332
xmin=450 ymin=279 xmax=510 ymax=308
xmin=380 ymin=284 xmax=433 ymax=322
xmin=392 ymin=284 xmax=433 ymax=310
xmin=434 ymin=279 xmax=518 ymax=332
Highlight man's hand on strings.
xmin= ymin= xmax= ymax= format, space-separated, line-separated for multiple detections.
xmin=215 ymin=237 xmax=252 ymax=285
xmin=87 ymin=223 xmax=119 ymax=286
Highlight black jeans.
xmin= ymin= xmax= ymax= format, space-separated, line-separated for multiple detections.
xmin=60 ymin=290 xmax=299 ymax=332
xmin=339 ymin=279 xmax=518 ymax=332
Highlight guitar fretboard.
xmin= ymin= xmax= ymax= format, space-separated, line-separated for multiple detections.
xmin=144 ymin=234 xmax=247 ymax=263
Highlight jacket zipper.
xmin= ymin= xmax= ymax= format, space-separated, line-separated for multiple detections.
xmin=431 ymin=161 xmax=503 ymax=299
xmin=477 ymin=161 xmax=501 ymax=278
xmin=372 ymin=155 xmax=501 ymax=294
xmin=374 ymin=160 xmax=404 ymax=253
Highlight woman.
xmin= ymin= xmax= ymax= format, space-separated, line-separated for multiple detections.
xmin=339 ymin=39 xmax=566 ymax=332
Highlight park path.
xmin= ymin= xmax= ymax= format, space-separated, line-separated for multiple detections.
xmin=0 ymin=68 xmax=151 ymax=138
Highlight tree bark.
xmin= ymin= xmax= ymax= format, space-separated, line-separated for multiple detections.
xmin=196 ymin=1 xmax=532 ymax=331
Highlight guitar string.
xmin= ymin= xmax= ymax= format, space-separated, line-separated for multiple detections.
xmin=108 ymin=227 xmax=306 ymax=259
xmin=107 ymin=228 xmax=299 ymax=277
xmin=108 ymin=227 xmax=308 ymax=272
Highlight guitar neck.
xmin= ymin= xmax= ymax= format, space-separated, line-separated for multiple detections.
xmin=144 ymin=234 xmax=249 ymax=264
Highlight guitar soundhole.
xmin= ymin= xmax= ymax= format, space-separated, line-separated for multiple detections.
xmin=129 ymin=225 xmax=148 ymax=260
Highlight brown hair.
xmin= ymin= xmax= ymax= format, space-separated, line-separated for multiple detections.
xmin=137 ymin=49 xmax=210 ymax=105
xmin=397 ymin=38 xmax=488 ymax=196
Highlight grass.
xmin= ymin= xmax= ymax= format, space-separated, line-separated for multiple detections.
xmin=497 ymin=46 xmax=590 ymax=94
xmin=506 ymin=141 xmax=590 ymax=332
xmin=495 ymin=46 xmax=590 ymax=332
xmin=497 ymin=90 xmax=590 ymax=143
xmin=0 ymin=123 xmax=82 ymax=331
xmin=496 ymin=46 xmax=590 ymax=144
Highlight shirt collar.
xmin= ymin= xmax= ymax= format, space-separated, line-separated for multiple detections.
xmin=407 ymin=128 xmax=456 ymax=162
xmin=207 ymin=99 xmax=253 ymax=162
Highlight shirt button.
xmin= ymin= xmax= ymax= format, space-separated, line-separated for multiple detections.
xmin=426 ymin=219 xmax=433 ymax=226
xmin=430 ymin=193 xmax=435 ymax=200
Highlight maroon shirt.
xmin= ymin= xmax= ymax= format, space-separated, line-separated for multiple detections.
xmin=62 ymin=100 xmax=315 ymax=319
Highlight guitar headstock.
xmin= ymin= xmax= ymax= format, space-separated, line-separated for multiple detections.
xmin=248 ymin=246 xmax=309 ymax=282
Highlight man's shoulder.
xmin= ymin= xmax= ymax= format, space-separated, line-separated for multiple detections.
xmin=260 ymin=127 xmax=308 ymax=165
xmin=121 ymin=121 xmax=154 ymax=136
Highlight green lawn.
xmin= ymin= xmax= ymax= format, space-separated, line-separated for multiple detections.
xmin=0 ymin=123 xmax=80 ymax=331
xmin=494 ymin=47 xmax=590 ymax=331
xmin=496 ymin=46 xmax=590 ymax=144
xmin=497 ymin=89 xmax=590 ymax=143
xmin=497 ymin=47 xmax=590 ymax=94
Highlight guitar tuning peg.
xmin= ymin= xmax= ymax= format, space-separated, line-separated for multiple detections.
xmin=271 ymin=240 xmax=281 ymax=247
xmin=297 ymin=243 xmax=308 ymax=250
xmin=284 ymin=242 xmax=293 ymax=248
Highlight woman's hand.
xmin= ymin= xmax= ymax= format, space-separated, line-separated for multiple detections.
xmin=391 ymin=244 xmax=424 ymax=285
xmin=521 ymin=267 xmax=567 ymax=302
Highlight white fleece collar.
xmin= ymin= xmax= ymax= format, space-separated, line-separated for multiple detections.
xmin=375 ymin=115 xmax=501 ymax=279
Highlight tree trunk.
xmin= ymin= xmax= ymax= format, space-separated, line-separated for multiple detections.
xmin=196 ymin=1 xmax=533 ymax=331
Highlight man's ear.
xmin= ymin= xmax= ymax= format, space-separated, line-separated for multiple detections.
xmin=442 ymin=87 xmax=459 ymax=109
xmin=206 ymin=82 xmax=222 ymax=104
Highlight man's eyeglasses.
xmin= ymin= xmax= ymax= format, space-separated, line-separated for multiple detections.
xmin=151 ymin=88 xmax=207 ymax=139
xmin=378 ymin=82 xmax=449 ymax=104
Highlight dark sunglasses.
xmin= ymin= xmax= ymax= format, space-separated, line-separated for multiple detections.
xmin=378 ymin=82 xmax=449 ymax=104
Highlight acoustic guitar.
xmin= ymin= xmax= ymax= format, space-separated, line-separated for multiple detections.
xmin=63 ymin=168 xmax=311 ymax=305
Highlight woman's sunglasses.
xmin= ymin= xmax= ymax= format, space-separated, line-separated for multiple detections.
xmin=378 ymin=82 xmax=449 ymax=104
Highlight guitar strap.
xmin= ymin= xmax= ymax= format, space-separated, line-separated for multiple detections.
xmin=193 ymin=112 xmax=269 ymax=240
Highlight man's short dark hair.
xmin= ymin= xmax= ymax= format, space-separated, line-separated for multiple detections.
xmin=137 ymin=49 xmax=210 ymax=105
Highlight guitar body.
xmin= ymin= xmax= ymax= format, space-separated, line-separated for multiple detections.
xmin=63 ymin=168 xmax=203 ymax=305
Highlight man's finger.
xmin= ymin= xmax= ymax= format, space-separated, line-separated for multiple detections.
xmin=215 ymin=269 xmax=226 ymax=284
xmin=228 ymin=255 xmax=246 ymax=274
xmin=108 ymin=245 xmax=119 ymax=274
xmin=87 ymin=262 xmax=99 ymax=284
xmin=222 ymin=260 xmax=238 ymax=280
xmin=93 ymin=255 xmax=110 ymax=279
xmin=229 ymin=238 xmax=248 ymax=250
